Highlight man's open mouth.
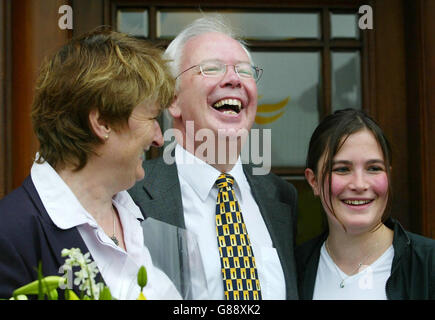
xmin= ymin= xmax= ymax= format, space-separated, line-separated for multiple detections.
xmin=212 ymin=98 xmax=242 ymax=115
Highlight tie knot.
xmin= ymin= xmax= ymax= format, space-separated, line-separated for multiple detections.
xmin=216 ymin=173 xmax=234 ymax=189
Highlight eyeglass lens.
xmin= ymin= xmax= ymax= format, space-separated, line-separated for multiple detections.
xmin=200 ymin=61 xmax=260 ymax=80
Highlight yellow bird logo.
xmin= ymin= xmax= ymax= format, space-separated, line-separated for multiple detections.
xmin=255 ymin=96 xmax=290 ymax=125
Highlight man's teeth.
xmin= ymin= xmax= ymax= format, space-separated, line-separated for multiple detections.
xmin=213 ymin=98 xmax=242 ymax=112
xmin=343 ymin=200 xmax=372 ymax=205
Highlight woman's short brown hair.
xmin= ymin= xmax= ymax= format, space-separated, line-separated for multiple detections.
xmin=32 ymin=27 xmax=175 ymax=171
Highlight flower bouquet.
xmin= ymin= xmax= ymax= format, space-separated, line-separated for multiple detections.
xmin=9 ymin=248 xmax=148 ymax=300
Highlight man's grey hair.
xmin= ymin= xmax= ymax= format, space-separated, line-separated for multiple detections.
xmin=164 ymin=14 xmax=253 ymax=89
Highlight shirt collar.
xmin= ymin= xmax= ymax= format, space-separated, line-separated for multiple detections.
xmin=112 ymin=191 xmax=144 ymax=221
xmin=31 ymin=157 xmax=93 ymax=230
xmin=175 ymin=144 xmax=245 ymax=201
xmin=226 ymin=158 xmax=246 ymax=201
xmin=30 ymin=154 xmax=143 ymax=230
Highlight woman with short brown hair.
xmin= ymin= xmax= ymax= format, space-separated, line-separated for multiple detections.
xmin=0 ymin=27 xmax=180 ymax=300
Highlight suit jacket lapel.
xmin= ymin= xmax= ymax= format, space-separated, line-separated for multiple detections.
xmin=243 ymin=165 xmax=293 ymax=244
xmin=137 ymin=157 xmax=185 ymax=228
xmin=243 ymin=165 xmax=296 ymax=299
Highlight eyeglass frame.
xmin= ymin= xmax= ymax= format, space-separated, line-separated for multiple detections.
xmin=175 ymin=60 xmax=263 ymax=82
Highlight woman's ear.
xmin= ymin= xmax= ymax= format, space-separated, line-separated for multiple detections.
xmin=89 ymin=109 xmax=111 ymax=142
xmin=168 ymin=95 xmax=181 ymax=119
xmin=305 ymin=168 xmax=320 ymax=196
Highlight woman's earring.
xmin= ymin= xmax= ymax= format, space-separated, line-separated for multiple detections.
xmin=104 ymin=128 xmax=111 ymax=140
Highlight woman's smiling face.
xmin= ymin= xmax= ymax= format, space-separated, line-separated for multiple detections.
xmin=108 ymin=100 xmax=164 ymax=189
xmin=313 ymin=129 xmax=389 ymax=234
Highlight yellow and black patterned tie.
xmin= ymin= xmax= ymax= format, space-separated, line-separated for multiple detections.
xmin=215 ymin=173 xmax=262 ymax=300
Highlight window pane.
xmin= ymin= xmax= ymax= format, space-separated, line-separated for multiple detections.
xmin=331 ymin=51 xmax=362 ymax=111
xmin=330 ymin=13 xmax=359 ymax=39
xmin=250 ymin=52 xmax=321 ymax=167
xmin=157 ymin=11 xmax=320 ymax=40
xmin=117 ymin=9 xmax=148 ymax=37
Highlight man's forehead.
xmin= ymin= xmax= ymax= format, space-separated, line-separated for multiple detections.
xmin=182 ymin=32 xmax=249 ymax=64
xmin=187 ymin=31 xmax=237 ymax=44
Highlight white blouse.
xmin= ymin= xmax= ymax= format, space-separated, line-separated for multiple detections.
xmin=31 ymin=156 xmax=181 ymax=300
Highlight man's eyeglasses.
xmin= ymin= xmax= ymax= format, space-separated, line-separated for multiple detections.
xmin=175 ymin=60 xmax=263 ymax=82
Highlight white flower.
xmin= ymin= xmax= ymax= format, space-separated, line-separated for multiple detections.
xmin=74 ymin=269 xmax=87 ymax=286
xmin=59 ymin=247 xmax=105 ymax=299
xmin=83 ymin=252 xmax=92 ymax=264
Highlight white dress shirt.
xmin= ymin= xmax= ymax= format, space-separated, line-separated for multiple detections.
xmin=175 ymin=144 xmax=286 ymax=299
xmin=30 ymin=157 xmax=181 ymax=300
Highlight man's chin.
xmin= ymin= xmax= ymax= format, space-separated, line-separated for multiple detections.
xmin=216 ymin=124 xmax=251 ymax=141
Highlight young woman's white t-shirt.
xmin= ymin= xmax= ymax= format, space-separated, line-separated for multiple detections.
xmin=313 ymin=242 xmax=394 ymax=300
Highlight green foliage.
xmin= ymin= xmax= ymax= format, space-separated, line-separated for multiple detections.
xmin=9 ymin=248 xmax=149 ymax=300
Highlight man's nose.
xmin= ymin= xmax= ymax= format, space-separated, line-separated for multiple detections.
xmin=220 ymin=65 xmax=242 ymax=88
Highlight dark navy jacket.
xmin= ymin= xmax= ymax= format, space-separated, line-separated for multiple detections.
xmin=0 ymin=176 xmax=91 ymax=299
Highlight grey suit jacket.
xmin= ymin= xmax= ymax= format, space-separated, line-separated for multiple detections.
xmin=128 ymin=156 xmax=299 ymax=299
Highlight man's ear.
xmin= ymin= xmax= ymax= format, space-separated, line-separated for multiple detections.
xmin=168 ymin=95 xmax=181 ymax=119
xmin=305 ymin=168 xmax=320 ymax=196
xmin=89 ymin=109 xmax=111 ymax=141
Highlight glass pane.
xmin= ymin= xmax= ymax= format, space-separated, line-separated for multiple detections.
xmin=330 ymin=13 xmax=359 ymax=39
xmin=331 ymin=51 xmax=362 ymax=111
xmin=117 ymin=9 xmax=148 ymax=37
xmin=249 ymin=52 xmax=321 ymax=167
xmin=157 ymin=11 xmax=320 ymax=40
